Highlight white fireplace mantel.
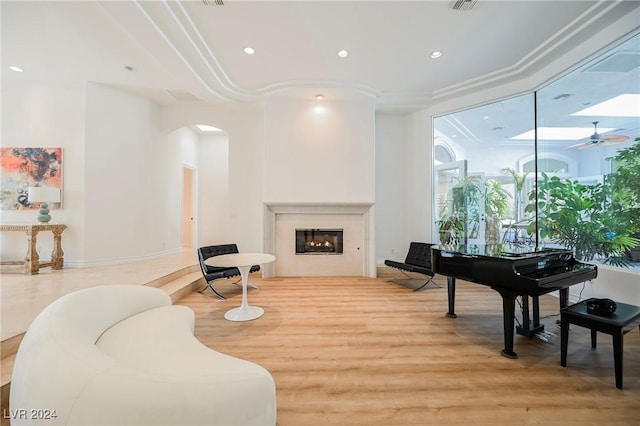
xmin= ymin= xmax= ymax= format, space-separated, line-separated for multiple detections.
xmin=263 ymin=202 xmax=375 ymax=278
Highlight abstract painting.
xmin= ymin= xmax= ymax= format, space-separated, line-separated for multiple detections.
xmin=0 ymin=147 xmax=63 ymax=210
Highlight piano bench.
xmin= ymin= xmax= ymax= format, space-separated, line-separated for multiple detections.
xmin=560 ymin=300 xmax=640 ymax=390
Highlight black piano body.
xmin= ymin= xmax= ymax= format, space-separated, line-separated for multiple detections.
xmin=431 ymin=244 xmax=598 ymax=358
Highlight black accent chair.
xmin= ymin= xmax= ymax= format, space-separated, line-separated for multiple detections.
xmin=197 ymin=244 xmax=261 ymax=299
xmin=384 ymin=242 xmax=439 ymax=291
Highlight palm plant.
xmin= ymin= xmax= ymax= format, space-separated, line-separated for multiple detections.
xmin=502 ymin=168 xmax=530 ymax=221
xmin=526 ymin=167 xmax=639 ymax=267
xmin=451 ymin=175 xmax=482 ymax=240
xmin=607 ymin=139 xmax=640 ymax=261
xmin=485 ymin=178 xmax=510 ymax=218
xmin=435 ymin=175 xmax=482 ymax=245
xmin=484 ymin=179 xmax=511 ymax=244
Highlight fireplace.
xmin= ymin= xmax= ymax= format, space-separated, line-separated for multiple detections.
xmin=296 ymin=228 xmax=343 ymax=255
xmin=264 ymin=203 xmax=375 ymax=277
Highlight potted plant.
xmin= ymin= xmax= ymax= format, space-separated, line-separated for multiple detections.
xmin=502 ymin=168 xmax=530 ymax=221
xmin=436 ymin=212 xmax=464 ymax=245
xmin=435 ymin=175 xmax=483 ymax=245
xmin=607 ymin=139 xmax=640 ymax=261
xmin=451 ymin=175 xmax=483 ymax=241
xmin=484 ymin=178 xmax=510 ymax=244
xmin=526 ymin=163 xmax=639 ymax=267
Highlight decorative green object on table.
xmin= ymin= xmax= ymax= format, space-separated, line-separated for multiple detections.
xmin=28 ymin=186 xmax=60 ymax=224
xmin=38 ymin=202 xmax=52 ymax=223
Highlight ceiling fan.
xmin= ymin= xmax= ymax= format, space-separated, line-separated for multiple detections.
xmin=568 ymin=121 xmax=629 ymax=150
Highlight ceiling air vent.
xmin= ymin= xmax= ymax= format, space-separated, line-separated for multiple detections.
xmin=553 ymin=93 xmax=572 ymax=100
xmin=167 ymin=89 xmax=203 ymax=102
xmin=451 ymin=0 xmax=478 ymax=11
xmin=202 ymin=0 xmax=224 ymax=6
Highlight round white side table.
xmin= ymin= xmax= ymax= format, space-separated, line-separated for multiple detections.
xmin=205 ymin=253 xmax=276 ymax=321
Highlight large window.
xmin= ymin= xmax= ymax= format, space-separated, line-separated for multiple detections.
xmin=433 ymin=32 xmax=640 ymax=269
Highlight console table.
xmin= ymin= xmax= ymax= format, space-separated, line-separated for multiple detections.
xmin=0 ymin=224 xmax=67 ymax=274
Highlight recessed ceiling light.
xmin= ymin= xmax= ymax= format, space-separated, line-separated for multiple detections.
xmin=195 ymin=124 xmax=223 ymax=132
xmin=337 ymin=49 xmax=349 ymax=58
xmin=244 ymin=47 xmax=255 ymax=55
xmin=9 ymin=66 xmax=23 ymax=73
xmin=430 ymin=51 xmax=442 ymax=59
xmin=315 ymin=94 xmax=324 ymax=100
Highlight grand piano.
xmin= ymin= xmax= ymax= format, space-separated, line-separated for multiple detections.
xmin=431 ymin=244 xmax=598 ymax=358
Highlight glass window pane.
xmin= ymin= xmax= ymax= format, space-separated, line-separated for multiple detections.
xmin=535 ymin=32 xmax=640 ymax=268
xmin=433 ymin=93 xmax=535 ymax=246
xmin=432 ymin=32 xmax=639 ymax=271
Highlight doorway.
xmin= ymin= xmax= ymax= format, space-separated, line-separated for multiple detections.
xmin=182 ymin=166 xmax=196 ymax=248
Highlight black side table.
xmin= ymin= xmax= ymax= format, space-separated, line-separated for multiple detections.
xmin=561 ymin=299 xmax=640 ymax=389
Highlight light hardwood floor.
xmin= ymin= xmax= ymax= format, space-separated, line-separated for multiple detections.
xmin=178 ymin=274 xmax=640 ymax=426
xmin=2 ymin=256 xmax=638 ymax=426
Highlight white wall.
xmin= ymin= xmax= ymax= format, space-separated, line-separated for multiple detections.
xmin=227 ymin=108 xmax=265 ymax=253
xmin=374 ymin=109 xmax=435 ymax=265
xmin=573 ymin=266 xmax=640 ymax=306
xmin=374 ymin=113 xmax=408 ymax=263
xmin=82 ymin=84 xmax=183 ymax=264
xmin=263 ymin=99 xmax=375 ymax=204
xmin=1 ymin=80 xmax=87 ymax=263
xmin=405 ymin=109 xmax=433 ymax=243
xmin=197 ymin=133 xmax=230 ymax=246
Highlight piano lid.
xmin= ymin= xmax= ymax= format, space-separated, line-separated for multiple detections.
xmin=432 ymin=243 xmax=571 ymax=259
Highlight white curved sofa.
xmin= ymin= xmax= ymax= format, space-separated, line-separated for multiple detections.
xmin=10 ymin=285 xmax=276 ymax=425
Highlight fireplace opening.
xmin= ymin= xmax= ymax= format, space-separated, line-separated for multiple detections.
xmin=296 ymin=228 xmax=343 ymax=255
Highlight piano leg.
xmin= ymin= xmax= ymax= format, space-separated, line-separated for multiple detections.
xmin=522 ymin=295 xmax=530 ymax=329
xmin=496 ymin=288 xmax=518 ymax=359
xmin=516 ymin=295 xmax=545 ymax=337
xmin=559 ymin=288 xmax=569 ymax=309
xmin=556 ymin=288 xmax=569 ymax=326
xmin=446 ymin=276 xmax=457 ymax=318
xmin=533 ymin=296 xmax=541 ymax=329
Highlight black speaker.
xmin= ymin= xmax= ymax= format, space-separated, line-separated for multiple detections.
xmin=586 ymin=298 xmax=617 ymax=316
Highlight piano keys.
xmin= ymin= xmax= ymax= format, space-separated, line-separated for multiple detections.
xmin=431 ymin=244 xmax=598 ymax=358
